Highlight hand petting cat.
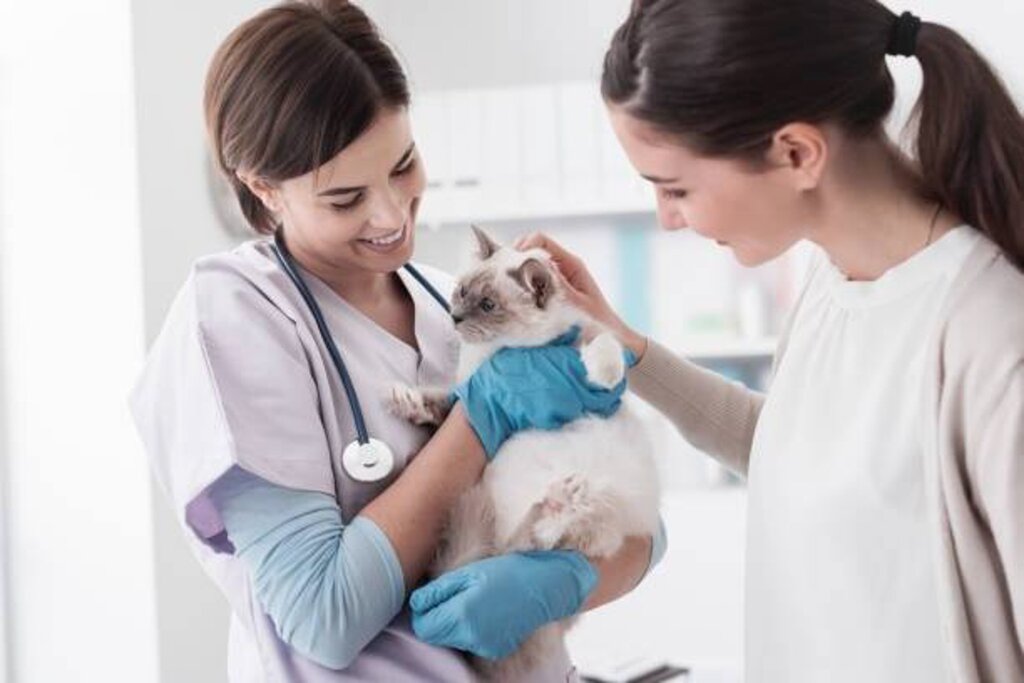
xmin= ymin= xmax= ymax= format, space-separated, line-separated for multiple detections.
xmin=516 ymin=232 xmax=649 ymax=361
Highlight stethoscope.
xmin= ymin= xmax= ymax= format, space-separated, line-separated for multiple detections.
xmin=270 ymin=231 xmax=451 ymax=483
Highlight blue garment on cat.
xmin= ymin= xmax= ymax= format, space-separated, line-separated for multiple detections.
xmin=209 ymin=467 xmax=406 ymax=670
xmin=453 ymin=327 xmax=633 ymax=458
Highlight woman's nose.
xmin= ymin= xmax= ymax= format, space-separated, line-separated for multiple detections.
xmin=656 ymin=200 xmax=689 ymax=231
xmin=369 ymin=186 xmax=407 ymax=230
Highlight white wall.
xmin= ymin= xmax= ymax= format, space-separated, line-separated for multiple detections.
xmin=130 ymin=3 xmax=277 ymax=680
xmin=0 ymin=2 xmax=160 ymax=682
xmin=371 ymin=0 xmax=628 ymax=91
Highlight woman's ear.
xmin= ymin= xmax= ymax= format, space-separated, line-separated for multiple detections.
xmin=236 ymin=171 xmax=282 ymax=214
xmin=766 ymin=123 xmax=828 ymax=191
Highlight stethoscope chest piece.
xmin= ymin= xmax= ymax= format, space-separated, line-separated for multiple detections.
xmin=342 ymin=437 xmax=395 ymax=483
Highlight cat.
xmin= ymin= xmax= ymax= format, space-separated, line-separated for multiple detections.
xmin=387 ymin=226 xmax=661 ymax=681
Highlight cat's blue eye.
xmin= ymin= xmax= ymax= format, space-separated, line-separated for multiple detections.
xmin=479 ymin=297 xmax=495 ymax=312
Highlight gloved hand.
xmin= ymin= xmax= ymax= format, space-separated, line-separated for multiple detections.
xmin=409 ymin=550 xmax=597 ymax=660
xmin=453 ymin=327 xmax=633 ymax=459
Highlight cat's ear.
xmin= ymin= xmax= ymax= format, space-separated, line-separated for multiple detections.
xmin=471 ymin=225 xmax=501 ymax=260
xmin=511 ymin=258 xmax=554 ymax=309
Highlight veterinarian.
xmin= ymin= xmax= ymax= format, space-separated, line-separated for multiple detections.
xmin=507 ymin=2 xmax=1024 ymax=682
xmin=129 ymin=1 xmax=665 ymax=680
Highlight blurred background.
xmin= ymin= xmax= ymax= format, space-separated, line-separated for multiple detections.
xmin=0 ymin=1 xmax=1020 ymax=681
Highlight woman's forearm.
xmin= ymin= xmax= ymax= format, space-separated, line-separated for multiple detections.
xmin=360 ymin=403 xmax=487 ymax=589
xmin=628 ymin=337 xmax=764 ymax=477
xmin=582 ymin=534 xmax=653 ymax=611
xmin=582 ymin=515 xmax=667 ymax=610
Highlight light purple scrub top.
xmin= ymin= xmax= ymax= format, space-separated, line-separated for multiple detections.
xmin=130 ymin=239 xmax=578 ymax=682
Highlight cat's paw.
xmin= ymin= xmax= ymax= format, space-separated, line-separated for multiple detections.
xmin=580 ymin=331 xmax=625 ymax=389
xmin=386 ymin=383 xmax=439 ymax=425
xmin=531 ymin=475 xmax=591 ymax=543
xmin=532 ymin=473 xmax=626 ymax=558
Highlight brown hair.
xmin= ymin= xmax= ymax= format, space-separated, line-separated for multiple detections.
xmin=603 ymin=0 xmax=1024 ymax=269
xmin=204 ymin=0 xmax=409 ymax=234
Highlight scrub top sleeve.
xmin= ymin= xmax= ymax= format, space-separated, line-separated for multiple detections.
xmin=194 ymin=268 xmax=335 ymax=494
xmin=129 ymin=267 xmax=335 ymax=551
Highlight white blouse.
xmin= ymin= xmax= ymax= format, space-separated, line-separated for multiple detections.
xmin=746 ymin=226 xmax=980 ymax=682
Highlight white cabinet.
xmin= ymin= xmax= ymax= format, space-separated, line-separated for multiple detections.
xmin=412 ymin=81 xmax=653 ymax=225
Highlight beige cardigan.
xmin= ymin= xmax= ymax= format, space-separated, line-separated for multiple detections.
xmin=628 ymin=235 xmax=1024 ymax=682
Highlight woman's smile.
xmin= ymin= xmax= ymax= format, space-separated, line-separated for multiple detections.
xmin=357 ymin=223 xmax=409 ymax=253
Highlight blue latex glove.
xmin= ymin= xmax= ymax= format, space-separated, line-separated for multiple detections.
xmin=409 ymin=550 xmax=597 ymax=660
xmin=453 ymin=327 xmax=632 ymax=458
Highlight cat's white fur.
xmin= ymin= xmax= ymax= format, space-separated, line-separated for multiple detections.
xmin=452 ymin=244 xmax=582 ymax=379
xmin=388 ymin=229 xmax=660 ymax=681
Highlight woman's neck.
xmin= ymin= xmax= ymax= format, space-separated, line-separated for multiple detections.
xmin=286 ymin=240 xmax=395 ymax=306
xmin=316 ymin=264 xmax=394 ymax=307
xmin=808 ymin=139 xmax=961 ymax=281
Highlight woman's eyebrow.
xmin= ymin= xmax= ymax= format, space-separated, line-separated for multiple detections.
xmin=641 ymin=173 xmax=679 ymax=184
xmin=317 ymin=142 xmax=416 ymax=197
xmin=391 ymin=141 xmax=415 ymax=171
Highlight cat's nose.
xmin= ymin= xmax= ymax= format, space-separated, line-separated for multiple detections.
xmin=451 ymin=312 xmax=464 ymax=325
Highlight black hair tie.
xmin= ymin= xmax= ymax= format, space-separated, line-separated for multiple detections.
xmin=887 ymin=11 xmax=922 ymax=57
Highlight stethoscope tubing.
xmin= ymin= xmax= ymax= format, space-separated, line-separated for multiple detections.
xmin=270 ymin=230 xmax=451 ymax=447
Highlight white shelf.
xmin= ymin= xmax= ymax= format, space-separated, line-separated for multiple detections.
xmin=412 ymin=82 xmax=652 ymax=228
xmin=416 ymin=192 xmax=655 ymax=227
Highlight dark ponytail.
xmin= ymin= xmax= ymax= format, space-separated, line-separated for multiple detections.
xmin=204 ymin=0 xmax=409 ymax=235
xmin=913 ymin=23 xmax=1024 ymax=269
xmin=603 ymin=0 xmax=1024 ymax=269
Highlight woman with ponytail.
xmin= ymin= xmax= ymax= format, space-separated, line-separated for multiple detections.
xmin=506 ymin=1 xmax=1024 ymax=680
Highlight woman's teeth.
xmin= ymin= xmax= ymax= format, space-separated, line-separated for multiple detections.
xmin=361 ymin=227 xmax=404 ymax=246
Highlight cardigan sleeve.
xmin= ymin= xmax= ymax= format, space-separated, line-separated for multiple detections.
xmin=969 ymin=359 xmax=1024 ymax=655
xmin=627 ymin=340 xmax=764 ymax=476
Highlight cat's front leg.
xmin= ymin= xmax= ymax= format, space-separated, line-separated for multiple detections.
xmin=579 ymin=331 xmax=626 ymax=390
xmin=385 ymin=383 xmax=453 ymax=426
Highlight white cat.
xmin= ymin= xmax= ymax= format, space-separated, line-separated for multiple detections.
xmin=388 ymin=227 xmax=660 ymax=681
